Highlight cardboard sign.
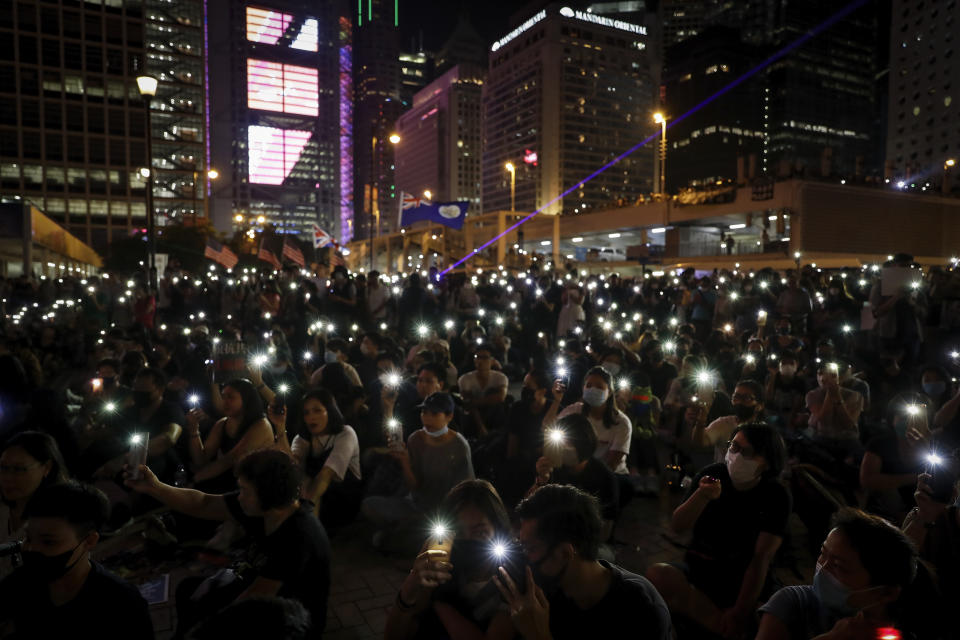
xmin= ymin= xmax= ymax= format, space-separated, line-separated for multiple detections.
xmin=213 ymin=341 xmax=248 ymax=383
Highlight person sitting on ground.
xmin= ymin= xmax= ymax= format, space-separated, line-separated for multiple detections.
xmin=529 ymin=414 xmax=620 ymax=540
xmin=691 ymin=379 xmax=766 ymax=463
xmin=0 ymin=431 xmax=70 ymax=579
xmin=184 ymin=378 xmax=274 ymax=493
xmin=274 ymin=389 xmax=362 ymax=530
xmin=125 ymin=448 xmax=331 ymax=638
xmin=494 ymin=484 xmax=672 ymax=640
xmin=362 ymin=392 xmax=475 ymax=549
xmin=0 ymin=482 xmax=153 ymax=639
xmin=764 ymin=350 xmax=807 ymax=429
xmin=806 ymin=361 xmax=864 ymax=460
xmin=186 ymin=596 xmax=312 ymax=640
xmin=757 ymin=508 xmax=920 ymax=640
xmin=647 ymin=423 xmax=790 ymax=639
xmin=386 ymin=479 xmax=517 ymax=640
xmin=458 ymin=342 xmax=509 ymax=438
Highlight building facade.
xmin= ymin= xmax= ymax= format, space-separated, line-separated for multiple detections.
xmin=208 ymin=1 xmax=344 ymax=239
xmin=0 ymin=1 xmax=155 ymax=249
xmin=482 ymin=4 xmax=658 ymax=217
xmin=885 ymin=0 xmax=959 ymax=192
xmin=394 ymin=64 xmax=484 ymax=215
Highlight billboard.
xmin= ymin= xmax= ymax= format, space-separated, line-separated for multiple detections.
xmin=248 ymin=125 xmax=313 ymax=185
xmin=247 ymin=59 xmax=318 ymax=116
xmin=246 ymin=7 xmax=318 ymax=52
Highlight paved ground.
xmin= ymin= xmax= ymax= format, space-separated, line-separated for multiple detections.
xmin=113 ymin=485 xmax=813 ymax=639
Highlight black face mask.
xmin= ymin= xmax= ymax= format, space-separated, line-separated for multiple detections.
xmin=450 ymin=539 xmax=493 ymax=581
xmin=528 ymin=547 xmax=565 ymax=597
xmin=21 ymin=542 xmax=84 ymax=583
xmin=132 ymin=390 xmax=154 ymax=408
xmin=733 ymin=404 xmax=756 ymax=422
xmin=101 ymin=376 xmax=117 ymax=388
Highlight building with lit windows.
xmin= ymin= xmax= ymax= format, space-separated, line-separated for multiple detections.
xmin=0 ymin=1 xmax=158 ymax=249
xmin=208 ymin=1 xmax=346 ymax=238
xmin=399 ymin=49 xmax=434 ymax=108
xmin=351 ymin=0 xmax=401 ymax=242
xmin=885 ymin=0 xmax=960 ymax=193
xmin=394 ymin=64 xmax=484 ymax=212
xmin=482 ymin=4 xmax=658 ymax=216
xmin=663 ymin=27 xmax=764 ymax=190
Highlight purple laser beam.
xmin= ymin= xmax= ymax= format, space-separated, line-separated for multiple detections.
xmin=440 ymin=0 xmax=870 ymax=276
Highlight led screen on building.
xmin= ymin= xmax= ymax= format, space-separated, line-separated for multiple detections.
xmin=247 ymin=59 xmax=318 ymax=116
xmin=248 ymin=125 xmax=313 ymax=185
xmin=246 ymin=7 xmax=318 ymax=51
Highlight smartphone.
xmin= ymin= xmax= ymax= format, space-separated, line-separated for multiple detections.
xmin=545 ymin=429 xmax=565 ymax=468
xmin=385 ymin=418 xmax=403 ymax=450
xmin=91 ymin=378 xmax=103 ymax=393
xmin=126 ymin=433 xmax=149 ymax=480
xmin=428 ymin=523 xmax=454 ymax=556
xmin=492 ymin=540 xmax=527 ymax=594
xmin=926 ymin=453 xmax=959 ymax=503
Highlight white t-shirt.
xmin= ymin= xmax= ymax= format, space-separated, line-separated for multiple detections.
xmin=291 ymin=425 xmax=362 ymax=481
xmin=458 ymin=370 xmax=509 ymax=404
xmin=367 ymin=285 xmax=389 ymax=319
xmin=557 ymin=402 xmax=632 ymax=474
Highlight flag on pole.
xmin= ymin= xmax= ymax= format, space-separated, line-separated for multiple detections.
xmin=282 ymin=238 xmax=306 ymax=267
xmin=204 ymin=238 xmax=239 ymax=269
xmin=257 ymin=235 xmax=282 ymax=270
xmin=312 ymin=224 xmax=335 ymax=249
xmin=399 ymin=192 xmax=468 ymax=230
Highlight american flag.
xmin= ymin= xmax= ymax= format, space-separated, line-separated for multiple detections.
xmin=204 ymin=238 xmax=239 ymax=269
xmin=402 ymin=192 xmax=425 ymax=209
xmin=282 ymin=239 xmax=305 ymax=267
xmin=257 ymin=236 xmax=281 ymax=270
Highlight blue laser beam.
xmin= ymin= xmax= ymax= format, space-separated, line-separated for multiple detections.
xmin=440 ymin=0 xmax=871 ymax=276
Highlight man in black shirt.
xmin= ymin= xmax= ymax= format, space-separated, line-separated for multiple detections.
xmin=125 ymin=449 xmax=330 ymax=638
xmin=528 ymin=413 xmax=620 ymax=538
xmin=494 ymin=485 xmax=671 ymax=640
xmin=0 ymin=482 xmax=153 ymax=639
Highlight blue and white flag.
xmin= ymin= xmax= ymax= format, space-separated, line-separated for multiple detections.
xmin=399 ymin=192 xmax=468 ymax=230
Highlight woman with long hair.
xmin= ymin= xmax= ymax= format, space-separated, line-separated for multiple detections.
xmin=185 ymin=377 xmax=274 ymax=493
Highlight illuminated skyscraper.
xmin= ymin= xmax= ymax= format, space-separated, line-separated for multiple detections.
xmin=208 ymin=1 xmax=347 ymax=238
xmin=482 ymin=5 xmax=658 ymax=216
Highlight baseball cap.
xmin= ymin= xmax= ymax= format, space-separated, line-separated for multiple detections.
xmin=418 ymin=391 xmax=455 ymax=414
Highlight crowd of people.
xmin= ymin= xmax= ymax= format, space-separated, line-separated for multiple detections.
xmin=0 ymin=250 xmax=959 ymax=639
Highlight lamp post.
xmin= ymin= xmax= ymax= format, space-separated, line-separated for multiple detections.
xmin=369 ymin=133 xmax=400 ymax=270
xmin=137 ymin=75 xmax=158 ymax=290
xmin=945 ymin=158 xmax=956 ymax=196
xmin=505 ymin=161 xmax=519 ymax=254
xmin=191 ymin=168 xmax=219 ymax=225
xmin=653 ymin=112 xmax=667 ymax=196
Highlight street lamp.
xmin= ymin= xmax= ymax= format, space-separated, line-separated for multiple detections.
xmin=369 ymin=133 xmax=400 ymax=270
xmin=653 ymin=112 xmax=667 ymax=196
xmin=191 ymin=168 xmax=219 ymax=225
xmin=504 ymin=162 xmax=516 ymax=212
xmin=423 ymin=189 xmax=432 ymax=200
xmin=945 ymin=158 xmax=957 ymax=196
xmin=137 ymin=75 xmax=158 ymax=290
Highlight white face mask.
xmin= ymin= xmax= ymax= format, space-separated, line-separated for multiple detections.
xmin=602 ymin=362 xmax=621 ymax=376
xmin=725 ymin=450 xmax=762 ymax=486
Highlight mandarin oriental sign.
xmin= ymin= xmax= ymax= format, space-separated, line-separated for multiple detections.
xmin=559 ymin=7 xmax=647 ymax=37
xmin=490 ymin=10 xmax=547 ymax=51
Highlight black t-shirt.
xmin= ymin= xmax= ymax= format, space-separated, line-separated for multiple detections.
xmin=120 ymin=400 xmax=185 ymax=440
xmin=552 ymin=459 xmax=620 ymax=522
xmin=548 ymin=560 xmax=672 ymax=640
xmin=687 ymin=463 xmax=791 ymax=577
xmin=223 ymin=493 xmax=331 ymax=636
xmin=864 ymin=434 xmax=924 ymax=517
xmin=642 ymin=361 xmax=678 ymax=400
xmin=506 ymin=401 xmax=550 ymax=455
xmin=0 ymin=562 xmax=153 ymax=640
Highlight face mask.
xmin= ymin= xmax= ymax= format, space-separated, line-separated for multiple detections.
xmin=450 ymin=539 xmax=491 ymax=579
xmin=529 ymin=548 xmax=565 ymax=597
xmin=132 ymin=390 xmax=154 ymax=408
xmin=268 ymin=365 xmax=286 ymax=377
xmin=780 ymin=365 xmax=797 ymax=377
xmin=21 ymin=542 xmax=84 ymax=583
xmin=829 ymin=288 xmax=840 ymax=296
xmin=101 ymin=376 xmax=117 ymax=387
xmin=324 ymin=351 xmax=339 ymax=364
xmin=812 ymin=564 xmax=886 ymax=617
xmin=923 ymin=381 xmax=947 ymax=397
xmin=602 ymin=362 xmax=621 ymax=376
xmin=423 ymin=425 xmax=449 ymax=438
xmin=582 ymin=387 xmax=609 ymax=407
xmin=777 ymin=327 xmax=789 ymax=335
xmin=725 ymin=450 xmax=761 ymax=486
xmin=733 ymin=404 xmax=756 ymax=422
xmin=520 ymin=387 xmax=538 ymax=405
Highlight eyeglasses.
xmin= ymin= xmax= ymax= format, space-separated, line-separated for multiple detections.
xmin=727 ymin=440 xmax=756 ymax=458
xmin=731 ymin=394 xmax=756 ymax=403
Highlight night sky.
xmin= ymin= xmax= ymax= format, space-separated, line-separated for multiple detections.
xmin=398 ymin=0 xmax=524 ymax=51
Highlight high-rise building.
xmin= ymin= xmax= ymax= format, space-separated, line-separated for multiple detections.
xmin=208 ymin=1 xmax=345 ymax=239
xmin=399 ymin=49 xmax=434 ymax=108
xmin=351 ymin=0 xmax=401 ymax=244
xmin=394 ymin=64 xmax=484 ymax=213
xmin=0 ymin=1 xmax=155 ymax=249
xmin=482 ymin=4 xmax=658 ymax=216
xmin=663 ymin=27 xmax=764 ymax=190
xmin=660 ymin=0 xmax=729 ymax=46
xmin=143 ymin=0 xmax=209 ymax=227
xmin=885 ymin=0 xmax=959 ymax=191
xmin=435 ymin=12 xmax=487 ymax=75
